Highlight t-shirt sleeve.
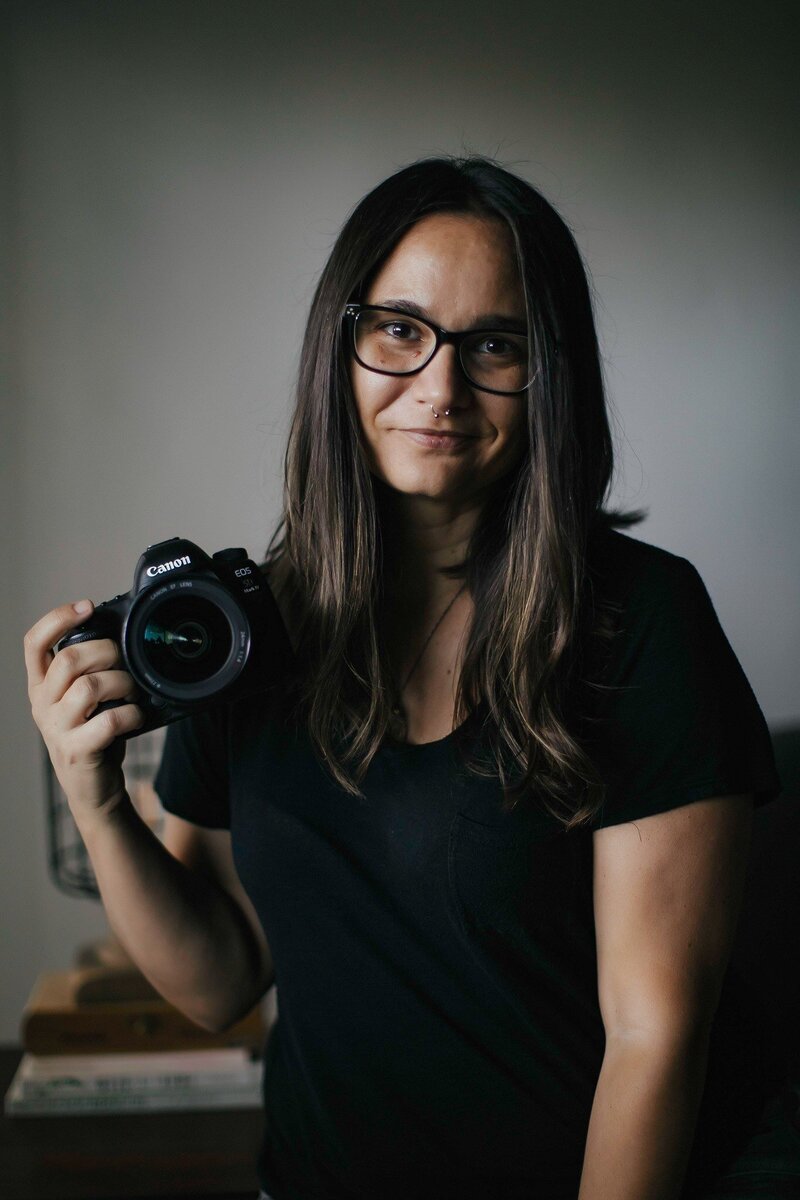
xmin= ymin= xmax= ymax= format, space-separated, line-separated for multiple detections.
xmin=591 ymin=551 xmax=782 ymax=828
xmin=153 ymin=703 xmax=231 ymax=829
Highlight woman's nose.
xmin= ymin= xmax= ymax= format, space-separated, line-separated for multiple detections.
xmin=412 ymin=343 xmax=473 ymax=411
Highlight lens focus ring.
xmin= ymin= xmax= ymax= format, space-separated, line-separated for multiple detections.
xmin=123 ymin=579 xmax=250 ymax=702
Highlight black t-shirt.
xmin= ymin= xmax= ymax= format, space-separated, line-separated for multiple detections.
xmin=154 ymin=530 xmax=785 ymax=1200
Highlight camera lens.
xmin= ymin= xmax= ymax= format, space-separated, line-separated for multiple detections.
xmin=125 ymin=575 xmax=252 ymax=703
xmin=140 ymin=596 xmax=233 ymax=686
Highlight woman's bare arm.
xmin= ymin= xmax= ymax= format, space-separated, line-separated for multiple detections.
xmin=161 ymin=813 xmax=274 ymax=1002
xmin=24 ymin=601 xmax=272 ymax=1032
xmin=78 ymin=804 xmax=273 ymax=1031
xmin=578 ymin=793 xmax=754 ymax=1200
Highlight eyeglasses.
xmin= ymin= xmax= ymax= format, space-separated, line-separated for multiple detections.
xmin=342 ymin=304 xmax=535 ymax=396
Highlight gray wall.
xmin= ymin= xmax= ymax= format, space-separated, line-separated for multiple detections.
xmin=2 ymin=0 xmax=797 ymax=1040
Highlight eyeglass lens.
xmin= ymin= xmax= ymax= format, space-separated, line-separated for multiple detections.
xmin=353 ymin=309 xmax=529 ymax=393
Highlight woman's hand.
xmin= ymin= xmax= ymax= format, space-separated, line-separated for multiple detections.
xmin=24 ymin=600 xmax=144 ymax=823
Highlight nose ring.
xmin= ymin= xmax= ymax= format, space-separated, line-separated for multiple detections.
xmin=430 ymin=404 xmax=452 ymax=419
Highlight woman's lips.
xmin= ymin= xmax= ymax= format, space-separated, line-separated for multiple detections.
xmin=400 ymin=429 xmax=476 ymax=450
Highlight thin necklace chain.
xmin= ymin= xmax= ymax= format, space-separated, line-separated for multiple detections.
xmin=392 ymin=581 xmax=468 ymax=713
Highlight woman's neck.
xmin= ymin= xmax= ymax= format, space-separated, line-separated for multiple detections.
xmin=379 ymin=492 xmax=478 ymax=603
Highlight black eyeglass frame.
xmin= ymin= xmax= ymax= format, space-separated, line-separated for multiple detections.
xmin=342 ymin=303 xmax=536 ymax=396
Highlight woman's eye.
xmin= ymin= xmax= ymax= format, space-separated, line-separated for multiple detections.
xmin=380 ymin=322 xmax=418 ymax=340
xmin=474 ymin=335 xmax=526 ymax=359
xmin=479 ymin=336 xmax=511 ymax=355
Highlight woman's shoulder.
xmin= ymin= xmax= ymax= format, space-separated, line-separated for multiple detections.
xmin=585 ymin=527 xmax=781 ymax=823
xmin=583 ymin=526 xmax=721 ymax=691
xmin=587 ymin=526 xmax=704 ymax=616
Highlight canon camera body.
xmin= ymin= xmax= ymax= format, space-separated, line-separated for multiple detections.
xmin=57 ymin=537 xmax=289 ymax=737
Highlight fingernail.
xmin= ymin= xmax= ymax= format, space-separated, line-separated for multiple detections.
xmin=73 ymin=600 xmax=92 ymax=615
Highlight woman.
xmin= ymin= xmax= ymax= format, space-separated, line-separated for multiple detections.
xmin=25 ymin=156 xmax=799 ymax=1199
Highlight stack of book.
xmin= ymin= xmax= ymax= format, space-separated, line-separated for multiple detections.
xmin=5 ymin=967 xmax=270 ymax=1116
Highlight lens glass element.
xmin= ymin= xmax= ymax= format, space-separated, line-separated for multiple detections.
xmin=141 ymin=596 xmax=233 ymax=685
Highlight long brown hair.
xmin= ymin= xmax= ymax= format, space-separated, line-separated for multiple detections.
xmin=266 ymin=155 xmax=643 ymax=830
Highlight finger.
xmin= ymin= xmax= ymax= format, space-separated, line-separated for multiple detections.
xmin=68 ymin=702 xmax=146 ymax=756
xmin=42 ymin=638 xmax=122 ymax=706
xmin=58 ymin=670 xmax=141 ymax=728
xmin=24 ymin=601 xmax=94 ymax=690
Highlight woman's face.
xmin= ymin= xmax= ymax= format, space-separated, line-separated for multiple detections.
xmin=349 ymin=212 xmax=529 ymax=510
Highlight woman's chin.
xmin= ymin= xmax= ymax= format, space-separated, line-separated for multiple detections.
xmin=373 ymin=472 xmax=473 ymax=507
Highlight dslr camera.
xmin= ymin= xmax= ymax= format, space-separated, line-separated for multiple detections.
xmin=57 ymin=537 xmax=291 ymax=737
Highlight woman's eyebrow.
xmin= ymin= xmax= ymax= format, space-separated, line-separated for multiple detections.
xmin=373 ymin=298 xmax=528 ymax=334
